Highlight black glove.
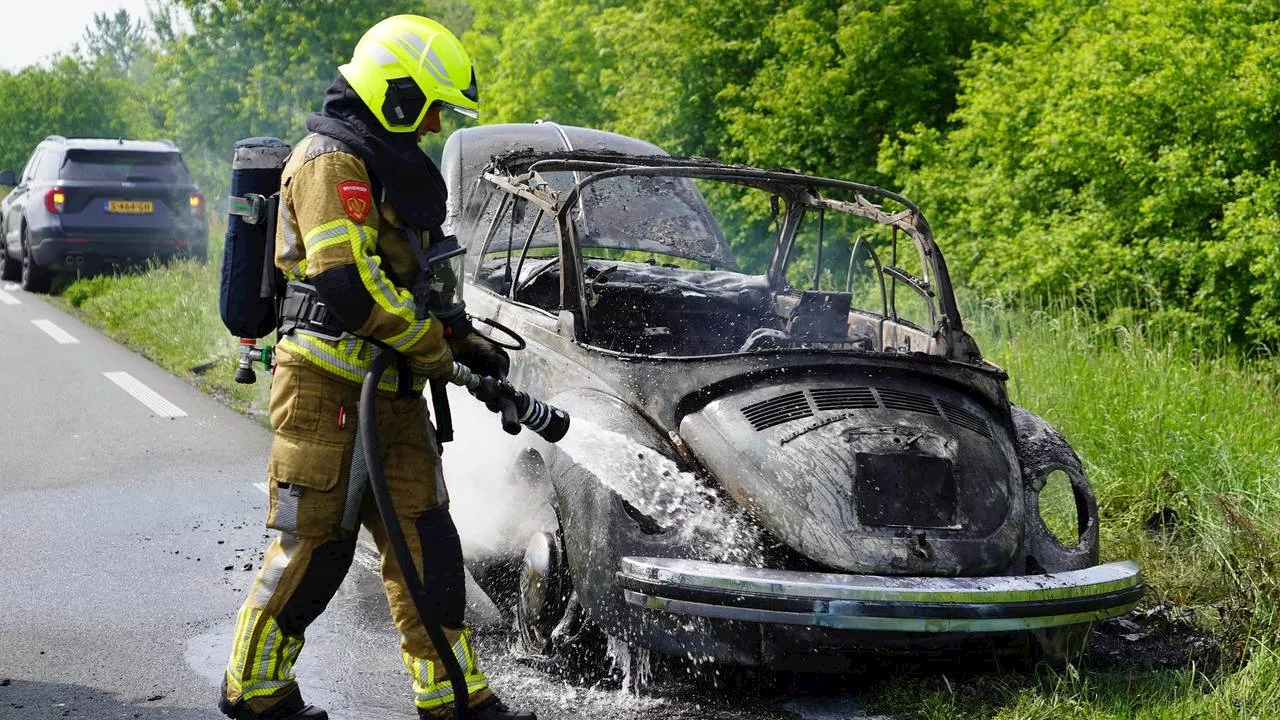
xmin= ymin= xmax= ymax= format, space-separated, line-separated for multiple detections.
xmin=469 ymin=374 xmax=513 ymax=415
xmin=448 ymin=324 xmax=510 ymax=379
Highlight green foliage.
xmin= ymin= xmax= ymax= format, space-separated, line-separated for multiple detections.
xmin=466 ymin=0 xmax=622 ymax=129
xmin=881 ymin=0 xmax=1280 ymax=349
xmin=465 ymin=0 xmax=1004 ymax=276
xmin=719 ymin=0 xmax=1005 ymax=183
xmin=0 ymin=57 xmax=133 ymax=174
xmin=82 ymin=9 xmax=149 ymax=73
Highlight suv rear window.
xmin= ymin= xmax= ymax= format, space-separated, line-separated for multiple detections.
xmin=61 ymin=150 xmax=192 ymax=183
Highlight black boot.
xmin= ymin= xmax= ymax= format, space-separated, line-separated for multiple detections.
xmin=418 ymin=695 xmax=536 ymax=720
xmin=218 ymin=680 xmax=328 ymax=720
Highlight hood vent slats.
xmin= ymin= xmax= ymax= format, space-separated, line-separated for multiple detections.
xmin=876 ymin=388 xmax=941 ymax=416
xmin=741 ymin=387 xmax=993 ymax=438
xmin=939 ymin=400 xmax=994 ymax=439
xmin=810 ymin=387 xmax=878 ymax=412
xmin=741 ymin=391 xmax=812 ymax=431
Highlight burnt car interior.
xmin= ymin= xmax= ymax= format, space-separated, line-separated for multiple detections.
xmin=460 ymin=151 xmax=981 ymax=363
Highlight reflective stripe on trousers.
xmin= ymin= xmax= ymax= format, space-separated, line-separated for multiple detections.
xmin=225 ymin=605 xmax=305 ymax=702
xmin=404 ymin=628 xmax=490 ymax=712
xmin=224 ymin=356 xmax=487 ymax=716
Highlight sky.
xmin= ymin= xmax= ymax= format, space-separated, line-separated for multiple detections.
xmin=0 ymin=0 xmax=155 ymax=71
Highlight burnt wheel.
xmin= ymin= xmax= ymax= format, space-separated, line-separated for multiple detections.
xmin=516 ymin=528 xmax=571 ymax=656
xmin=20 ymin=229 xmax=51 ymax=293
xmin=513 ymin=518 xmax=615 ymax=682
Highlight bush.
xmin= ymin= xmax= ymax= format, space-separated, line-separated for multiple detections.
xmin=881 ymin=0 xmax=1280 ymax=349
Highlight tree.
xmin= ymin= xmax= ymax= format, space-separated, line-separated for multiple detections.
xmin=0 ymin=57 xmax=132 ymax=173
xmin=880 ymin=0 xmax=1280 ymax=347
xmin=82 ymin=9 xmax=148 ymax=73
xmin=151 ymin=0 xmax=471 ymax=196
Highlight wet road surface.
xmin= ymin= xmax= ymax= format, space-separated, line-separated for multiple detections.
xmin=0 ymin=283 xmax=887 ymax=719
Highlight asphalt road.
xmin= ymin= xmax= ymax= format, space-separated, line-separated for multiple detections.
xmin=0 ymin=282 xmax=883 ymax=720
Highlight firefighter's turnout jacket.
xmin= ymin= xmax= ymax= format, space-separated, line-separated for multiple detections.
xmin=223 ymin=133 xmax=491 ymax=717
xmin=275 ymin=133 xmax=454 ymax=393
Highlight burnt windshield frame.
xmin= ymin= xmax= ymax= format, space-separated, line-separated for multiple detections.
xmin=525 ymin=161 xmax=734 ymax=270
xmin=480 ymin=157 xmax=976 ymax=360
xmin=540 ymin=162 xmax=963 ymax=331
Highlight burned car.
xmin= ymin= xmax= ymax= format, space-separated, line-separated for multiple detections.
xmin=441 ymin=122 xmax=1143 ymax=671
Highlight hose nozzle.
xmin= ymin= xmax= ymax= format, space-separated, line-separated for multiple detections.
xmin=449 ymin=363 xmax=570 ymax=443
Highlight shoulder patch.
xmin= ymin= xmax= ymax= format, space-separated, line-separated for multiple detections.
xmin=337 ymin=180 xmax=372 ymax=224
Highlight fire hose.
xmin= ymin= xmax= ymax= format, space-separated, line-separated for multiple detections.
xmin=359 ymin=350 xmax=569 ymax=719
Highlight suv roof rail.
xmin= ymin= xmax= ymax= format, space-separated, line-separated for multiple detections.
xmin=44 ymin=135 xmax=67 ymax=143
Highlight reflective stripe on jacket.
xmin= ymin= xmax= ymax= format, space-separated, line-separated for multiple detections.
xmin=275 ymin=133 xmax=451 ymax=392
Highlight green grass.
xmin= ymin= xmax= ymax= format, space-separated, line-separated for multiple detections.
xmin=46 ymin=254 xmax=1280 ymax=717
xmin=868 ymin=646 xmax=1280 ymax=718
xmin=979 ymin=305 xmax=1279 ymax=630
xmin=53 ymin=225 xmax=269 ymax=414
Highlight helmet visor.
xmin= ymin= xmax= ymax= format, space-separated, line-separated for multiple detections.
xmin=439 ymin=101 xmax=479 ymax=120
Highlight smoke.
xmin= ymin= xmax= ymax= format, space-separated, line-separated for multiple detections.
xmin=442 ymin=392 xmax=553 ymax=560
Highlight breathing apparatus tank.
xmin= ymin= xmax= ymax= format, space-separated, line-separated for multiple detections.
xmin=220 ymin=137 xmax=291 ymax=382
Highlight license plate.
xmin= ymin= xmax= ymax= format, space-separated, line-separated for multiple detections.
xmin=105 ymin=200 xmax=154 ymax=214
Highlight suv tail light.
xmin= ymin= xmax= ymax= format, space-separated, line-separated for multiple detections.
xmin=44 ymin=188 xmax=65 ymax=214
xmin=189 ymin=192 xmax=204 ymax=216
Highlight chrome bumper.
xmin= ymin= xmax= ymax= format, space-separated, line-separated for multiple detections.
xmin=618 ymin=557 xmax=1143 ymax=633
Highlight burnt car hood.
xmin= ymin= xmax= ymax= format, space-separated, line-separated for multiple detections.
xmin=679 ymin=373 xmax=1024 ymax=576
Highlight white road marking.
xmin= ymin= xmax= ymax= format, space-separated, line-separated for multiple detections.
xmin=103 ymin=371 xmax=188 ymax=418
xmin=2 ymin=282 xmax=17 ymax=292
xmin=0 ymin=289 xmax=19 ymax=305
xmin=32 ymin=319 xmax=78 ymax=344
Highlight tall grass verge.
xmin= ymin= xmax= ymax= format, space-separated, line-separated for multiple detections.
xmin=54 ymin=225 xmax=268 ymax=413
xmin=974 ymin=303 xmax=1278 ymax=648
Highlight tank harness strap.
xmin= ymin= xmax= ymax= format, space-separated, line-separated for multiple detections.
xmin=277 ymin=281 xmax=346 ymax=341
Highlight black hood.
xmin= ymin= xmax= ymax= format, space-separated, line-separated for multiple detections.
xmin=306 ymin=75 xmax=447 ymax=230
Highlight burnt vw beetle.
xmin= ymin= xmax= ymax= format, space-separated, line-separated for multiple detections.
xmin=442 ymin=122 xmax=1142 ymax=671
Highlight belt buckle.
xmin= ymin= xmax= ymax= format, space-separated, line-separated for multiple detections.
xmin=305 ymin=300 xmax=345 ymax=342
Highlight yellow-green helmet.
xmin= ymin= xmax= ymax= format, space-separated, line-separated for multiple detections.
xmin=339 ymin=15 xmax=479 ymax=133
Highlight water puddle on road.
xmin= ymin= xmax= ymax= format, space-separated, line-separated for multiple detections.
xmin=183 ymin=628 xmax=230 ymax=688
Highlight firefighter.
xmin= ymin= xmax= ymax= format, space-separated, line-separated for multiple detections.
xmin=218 ymin=15 xmax=533 ymax=720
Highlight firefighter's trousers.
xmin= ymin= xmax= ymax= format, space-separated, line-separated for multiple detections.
xmin=224 ymin=350 xmax=491 ymax=717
